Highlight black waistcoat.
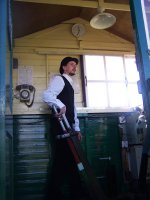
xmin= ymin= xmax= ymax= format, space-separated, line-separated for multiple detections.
xmin=57 ymin=76 xmax=75 ymax=123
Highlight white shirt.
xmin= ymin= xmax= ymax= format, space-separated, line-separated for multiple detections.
xmin=43 ymin=73 xmax=80 ymax=131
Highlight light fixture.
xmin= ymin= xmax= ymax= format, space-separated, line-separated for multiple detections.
xmin=90 ymin=7 xmax=116 ymax=29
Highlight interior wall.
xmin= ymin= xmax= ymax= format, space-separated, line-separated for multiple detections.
xmin=13 ymin=18 xmax=135 ymax=115
xmin=13 ymin=53 xmax=82 ymax=114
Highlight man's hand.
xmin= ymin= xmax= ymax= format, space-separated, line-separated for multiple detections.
xmin=55 ymin=106 xmax=66 ymax=118
xmin=76 ymin=131 xmax=82 ymax=141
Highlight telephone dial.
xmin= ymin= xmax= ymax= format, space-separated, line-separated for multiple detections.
xmin=16 ymin=84 xmax=36 ymax=107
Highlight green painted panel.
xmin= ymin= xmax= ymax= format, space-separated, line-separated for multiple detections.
xmin=79 ymin=114 xmax=123 ymax=197
xmin=13 ymin=115 xmax=50 ymax=200
xmin=5 ymin=115 xmax=13 ymax=200
xmin=13 ymin=114 xmax=123 ymax=200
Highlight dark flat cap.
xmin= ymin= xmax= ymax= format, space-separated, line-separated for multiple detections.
xmin=59 ymin=57 xmax=79 ymax=74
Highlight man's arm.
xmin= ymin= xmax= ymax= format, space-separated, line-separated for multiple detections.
xmin=73 ymin=106 xmax=82 ymax=141
xmin=43 ymin=75 xmax=65 ymax=109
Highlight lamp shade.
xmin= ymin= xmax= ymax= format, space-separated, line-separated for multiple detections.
xmin=90 ymin=12 xmax=116 ymax=29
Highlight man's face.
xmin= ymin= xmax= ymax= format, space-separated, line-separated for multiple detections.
xmin=63 ymin=61 xmax=77 ymax=76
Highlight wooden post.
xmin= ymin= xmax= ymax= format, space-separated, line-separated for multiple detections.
xmin=0 ymin=1 xmax=7 ymax=200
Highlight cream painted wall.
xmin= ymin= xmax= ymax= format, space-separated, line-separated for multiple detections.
xmin=13 ymin=54 xmax=82 ymax=114
xmin=13 ymin=18 xmax=135 ymax=114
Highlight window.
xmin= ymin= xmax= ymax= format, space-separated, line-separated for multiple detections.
xmin=83 ymin=55 xmax=143 ymax=109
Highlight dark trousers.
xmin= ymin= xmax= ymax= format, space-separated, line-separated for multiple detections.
xmin=45 ymin=118 xmax=84 ymax=200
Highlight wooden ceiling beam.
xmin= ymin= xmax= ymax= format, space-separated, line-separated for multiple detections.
xmin=14 ymin=0 xmax=130 ymax=11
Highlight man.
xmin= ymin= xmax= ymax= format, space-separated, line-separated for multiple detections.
xmin=43 ymin=57 xmax=84 ymax=200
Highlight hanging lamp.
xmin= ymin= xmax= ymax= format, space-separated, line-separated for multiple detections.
xmin=90 ymin=0 xmax=116 ymax=29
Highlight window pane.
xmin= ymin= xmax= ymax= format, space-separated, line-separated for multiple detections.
xmin=84 ymin=54 xmax=142 ymax=110
xmin=125 ymin=57 xmax=140 ymax=82
xmin=108 ymin=83 xmax=128 ymax=107
xmin=128 ymin=84 xmax=143 ymax=107
xmin=84 ymin=55 xmax=105 ymax=80
xmin=105 ymin=56 xmax=125 ymax=81
xmin=87 ymin=82 xmax=108 ymax=107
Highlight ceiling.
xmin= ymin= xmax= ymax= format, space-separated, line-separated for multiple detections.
xmin=13 ymin=0 xmax=134 ymax=44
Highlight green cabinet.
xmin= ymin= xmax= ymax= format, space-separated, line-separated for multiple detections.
xmin=79 ymin=113 xmax=123 ymax=197
xmin=13 ymin=113 xmax=123 ymax=200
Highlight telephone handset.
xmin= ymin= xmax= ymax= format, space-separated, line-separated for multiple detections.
xmin=16 ymin=84 xmax=36 ymax=107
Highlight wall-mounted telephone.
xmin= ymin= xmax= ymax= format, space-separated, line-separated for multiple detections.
xmin=16 ymin=84 xmax=36 ymax=107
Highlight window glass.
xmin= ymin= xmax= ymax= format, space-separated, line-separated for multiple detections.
xmin=125 ymin=57 xmax=140 ymax=82
xmin=128 ymin=83 xmax=143 ymax=107
xmin=87 ymin=82 xmax=108 ymax=107
xmin=108 ymin=83 xmax=128 ymax=107
xmin=105 ymin=56 xmax=125 ymax=81
xmin=84 ymin=55 xmax=143 ymax=109
xmin=85 ymin=55 xmax=105 ymax=80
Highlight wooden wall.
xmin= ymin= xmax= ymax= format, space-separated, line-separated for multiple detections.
xmin=13 ymin=18 xmax=135 ymax=115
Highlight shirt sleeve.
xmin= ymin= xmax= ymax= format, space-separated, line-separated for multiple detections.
xmin=42 ymin=75 xmax=65 ymax=108
xmin=43 ymin=75 xmax=80 ymax=131
xmin=73 ymin=105 xmax=80 ymax=132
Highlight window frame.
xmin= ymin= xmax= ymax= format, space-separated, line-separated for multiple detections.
xmin=82 ymin=54 xmax=143 ymax=111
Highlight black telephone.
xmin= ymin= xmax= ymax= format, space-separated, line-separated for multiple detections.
xmin=16 ymin=84 xmax=36 ymax=107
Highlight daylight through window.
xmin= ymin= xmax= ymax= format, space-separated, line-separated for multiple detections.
xmin=83 ymin=55 xmax=143 ymax=109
